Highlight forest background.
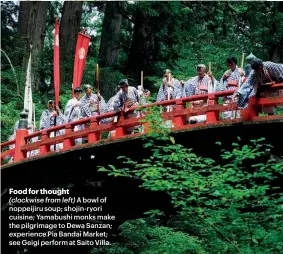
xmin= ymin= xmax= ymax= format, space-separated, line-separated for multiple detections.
xmin=1 ymin=2 xmax=283 ymax=254
xmin=1 ymin=1 xmax=283 ymax=141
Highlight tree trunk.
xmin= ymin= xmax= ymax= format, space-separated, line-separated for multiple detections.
xmin=127 ymin=9 xmax=156 ymax=85
xmin=270 ymin=37 xmax=283 ymax=63
xmin=18 ymin=2 xmax=29 ymax=43
xmin=59 ymin=1 xmax=83 ymax=84
xmin=267 ymin=3 xmax=283 ymax=63
xmin=270 ymin=3 xmax=283 ymax=63
xmin=98 ymin=2 xmax=122 ymax=68
xmin=18 ymin=1 xmax=49 ymax=90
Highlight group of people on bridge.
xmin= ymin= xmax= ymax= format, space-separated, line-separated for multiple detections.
xmin=156 ymin=56 xmax=282 ymax=123
xmin=6 ymin=54 xmax=283 ymax=160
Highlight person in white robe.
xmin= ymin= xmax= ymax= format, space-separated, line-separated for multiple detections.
xmin=40 ymin=100 xmax=65 ymax=151
xmin=64 ymin=87 xmax=83 ymax=145
xmin=185 ymin=64 xmax=220 ymax=124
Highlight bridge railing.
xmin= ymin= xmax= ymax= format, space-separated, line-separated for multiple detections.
xmin=1 ymin=83 xmax=283 ymax=164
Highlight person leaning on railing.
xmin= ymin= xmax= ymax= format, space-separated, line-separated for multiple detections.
xmin=39 ymin=100 xmax=65 ymax=151
xmin=219 ymin=56 xmax=242 ymax=120
xmin=244 ymin=52 xmax=257 ymax=77
xmin=106 ymin=86 xmax=121 ymax=138
xmin=233 ymin=58 xmax=283 ymax=115
xmin=112 ymin=79 xmax=140 ymax=134
xmin=64 ymin=87 xmax=83 ymax=145
xmin=184 ymin=64 xmax=220 ymax=124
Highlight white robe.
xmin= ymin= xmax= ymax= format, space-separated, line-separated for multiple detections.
xmin=64 ymin=97 xmax=83 ymax=145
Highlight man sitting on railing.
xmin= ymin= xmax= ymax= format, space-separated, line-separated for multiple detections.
xmin=64 ymin=87 xmax=83 ymax=145
xmin=234 ymin=58 xmax=283 ymax=114
xmin=185 ymin=64 xmax=220 ymax=124
xmin=40 ymin=100 xmax=65 ymax=151
xmin=113 ymin=79 xmax=140 ymax=134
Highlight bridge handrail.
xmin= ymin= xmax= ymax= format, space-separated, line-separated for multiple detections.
xmin=1 ymin=83 xmax=283 ymax=164
xmin=18 ymin=90 xmax=236 ymax=143
xmin=1 ymin=139 xmax=16 ymax=148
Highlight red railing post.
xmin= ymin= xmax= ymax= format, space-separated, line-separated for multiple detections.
xmin=242 ymin=97 xmax=259 ymax=121
xmin=142 ymin=111 xmax=150 ymax=134
xmin=63 ymin=124 xmax=73 ymax=150
xmin=14 ymin=129 xmax=28 ymax=162
xmin=115 ymin=111 xmax=126 ymax=137
xmin=88 ymin=118 xmax=100 ymax=144
xmin=206 ymin=94 xmax=219 ymax=123
xmin=40 ymin=131 xmax=50 ymax=155
xmin=3 ymin=85 xmax=283 ymax=165
xmin=174 ymin=99 xmax=186 ymax=126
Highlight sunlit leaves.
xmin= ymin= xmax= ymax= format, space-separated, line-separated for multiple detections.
xmin=98 ymin=123 xmax=283 ymax=253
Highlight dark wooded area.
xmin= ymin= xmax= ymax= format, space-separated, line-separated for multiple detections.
xmin=1 ymin=2 xmax=283 ymax=252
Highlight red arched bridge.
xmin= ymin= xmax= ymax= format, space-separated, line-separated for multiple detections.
xmin=1 ymin=85 xmax=283 ymax=168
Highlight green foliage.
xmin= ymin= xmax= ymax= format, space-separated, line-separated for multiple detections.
xmin=139 ymin=105 xmax=170 ymax=137
xmin=99 ymin=109 xmax=283 ymax=253
xmin=2 ymin=1 xmax=283 ymax=141
xmin=2 ymin=2 xmax=283 ymax=253
xmin=83 ymin=63 xmax=125 ymax=100
xmin=275 ymin=106 xmax=283 ymax=115
xmin=91 ymin=219 xmax=205 ymax=254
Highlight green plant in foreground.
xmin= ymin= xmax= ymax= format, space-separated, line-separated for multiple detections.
xmin=91 ymin=218 xmax=205 ymax=254
xmin=98 ymin=109 xmax=283 ymax=253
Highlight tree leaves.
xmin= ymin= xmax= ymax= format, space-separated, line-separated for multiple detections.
xmin=100 ymin=126 xmax=283 ymax=253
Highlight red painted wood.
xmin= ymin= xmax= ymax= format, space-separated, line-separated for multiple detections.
xmin=1 ymin=149 xmax=15 ymax=163
xmin=1 ymin=139 xmax=16 ymax=148
xmin=174 ymin=99 xmax=186 ymax=126
xmin=252 ymin=114 xmax=283 ymax=121
xmin=142 ymin=112 xmax=150 ymax=133
xmin=63 ymin=124 xmax=73 ymax=150
xmin=245 ymin=97 xmax=260 ymax=121
xmin=1 ymin=139 xmax=16 ymax=163
xmin=256 ymin=97 xmax=283 ymax=106
xmin=115 ymin=111 xmax=126 ymax=138
xmin=88 ymin=118 xmax=100 ymax=144
xmin=39 ymin=131 xmax=50 ymax=155
xmin=21 ymin=123 xmax=115 ymax=153
xmin=206 ymin=94 xmax=219 ymax=123
xmin=14 ymin=129 xmax=28 ymax=162
xmin=2 ymin=84 xmax=283 ymax=164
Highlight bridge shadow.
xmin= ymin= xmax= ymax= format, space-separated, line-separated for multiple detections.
xmin=1 ymin=119 xmax=283 ymax=253
xmin=2 ymin=119 xmax=283 ymax=198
